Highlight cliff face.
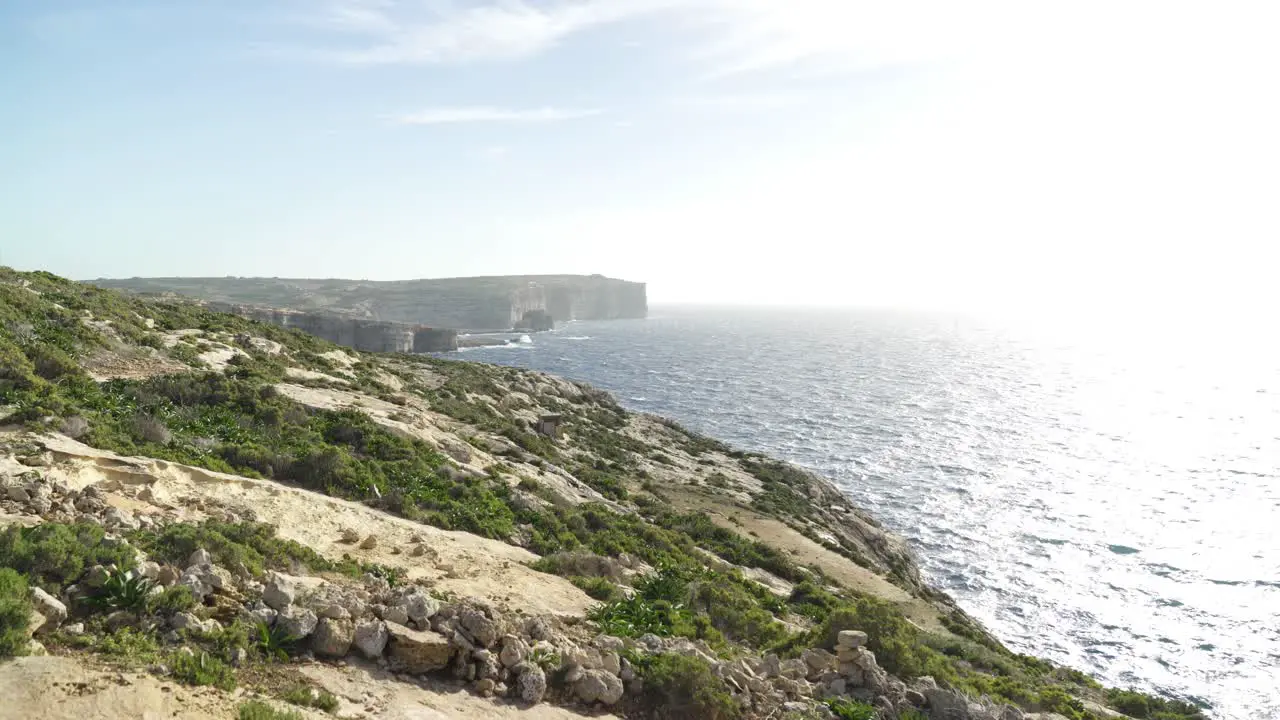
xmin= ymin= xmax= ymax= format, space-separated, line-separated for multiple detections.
xmin=93 ymin=274 xmax=647 ymax=330
xmin=213 ymin=304 xmax=459 ymax=353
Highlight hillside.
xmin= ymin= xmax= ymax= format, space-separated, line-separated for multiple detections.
xmin=0 ymin=268 xmax=1203 ymax=720
xmin=92 ymin=275 xmax=648 ymax=330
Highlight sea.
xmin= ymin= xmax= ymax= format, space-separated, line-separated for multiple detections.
xmin=459 ymin=305 xmax=1280 ymax=720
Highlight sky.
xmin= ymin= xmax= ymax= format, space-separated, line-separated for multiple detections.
xmin=1 ymin=1 xmax=1278 ymax=312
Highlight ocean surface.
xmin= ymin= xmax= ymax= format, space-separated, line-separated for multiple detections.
xmin=460 ymin=306 xmax=1280 ymax=720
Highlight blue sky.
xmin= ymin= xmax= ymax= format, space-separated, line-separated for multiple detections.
xmin=2 ymin=1 xmax=1277 ymax=310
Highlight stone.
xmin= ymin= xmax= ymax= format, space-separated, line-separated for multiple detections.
xmin=312 ymin=617 xmax=355 ymax=658
xmin=247 ymin=606 xmax=278 ymax=627
xmin=924 ymin=687 xmax=973 ymax=720
xmin=278 ymin=606 xmax=319 ymax=640
xmin=474 ymin=649 xmax=501 ymax=680
xmin=262 ymin=572 xmax=296 ymax=610
xmin=341 ymin=528 xmax=361 ymax=543
xmin=474 ymin=677 xmax=496 ymax=696
xmin=62 ymin=622 xmax=85 ymax=635
xmin=359 ymin=534 xmax=378 ymax=550
xmin=499 ymin=634 xmax=527 ymax=667
xmin=575 ymin=668 xmax=625 ymax=705
xmin=619 ymin=657 xmax=635 ymax=682
xmin=187 ymin=548 xmax=213 ymax=568
xmin=24 ymin=609 xmax=46 ymax=639
xmin=379 ymin=605 xmax=410 ymax=626
xmin=156 ymin=566 xmax=180 ymax=586
xmin=600 ymin=651 xmax=621 ymax=676
xmin=906 ymin=689 xmax=927 ymax=706
xmin=393 ymin=588 xmax=441 ymax=625
xmin=170 ymin=613 xmax=202 ymax=631
xmin=563 ymin=664 xmax=584 ymax=684
xmin=28 ymin=587 xmax=66 ymax=635
xmin=353 ymin=619 xmax=389 ymax=659
xmin=137 ymin=561 xmax=161 ymax=581
xmin=103 ymin=507 xmax=139 ymax=530
xmin=837 ymin=630 xmax=868 ymax=649
xmin=105 ymin=610 xmax=136 ymax=630
xmin=83 ymin=565 xmax=111 ymax=588
xmin=513 ymin=662 xmax=548 ymax=704
xmin=761 ymin=653 xmax=782 ymax=678
xmin=230 ymin=648 xmax=249 ymax=667
xmin=827 ymin=677 xmax=848 ymax=695
xmin=319 ymin=603 xmax=350 ymax=620
xmin=458 ymin=607 xmax=499 ymax=648
xmin=524 ymin=616 xmax=554 ymax=642
xmin=7 ymin=486 xmax=30 ymax=503
xmin=386 ymin=622 xmax=453 ymax=674
xmin=410 ymin=545 xmax=426 ymax=557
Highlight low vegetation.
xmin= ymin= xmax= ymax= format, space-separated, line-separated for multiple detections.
xmin=0 ymin=568 xmax=32 ymax=658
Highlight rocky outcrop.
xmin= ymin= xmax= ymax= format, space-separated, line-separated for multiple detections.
xmin=208 ymin=305 xmax=460 ymax=354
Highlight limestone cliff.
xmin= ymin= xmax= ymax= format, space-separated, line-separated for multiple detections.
xmin=94 ymin=274 xmax=648 ymax=330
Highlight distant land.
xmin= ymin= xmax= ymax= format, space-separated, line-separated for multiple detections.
xmin=92 ymin=275 xmax=648 ymax=332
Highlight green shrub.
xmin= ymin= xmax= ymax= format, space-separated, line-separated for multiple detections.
xmin=633 ymin=653 xmax=740 ymax=720
xmin=825 ymin=698 xmax=877 ymax=720
xmin=813 ymin=597 xmax=954 ymax=680
xmin=131 ymin=521 xmax=330 ymax=578
xmin=280 ymin=685 xmax=339 ymax=713
xmin=72 ymin=627 xmax=162 ymax=665
xmin=147 ymin=585 xmax=197 ymax=615
xmin=238 ymin=700 xmax=304 ymax=720
xmin=252 ymin=621 xmax=299 ymax=662
xmin=570 ymin=576 xmax=624 ymax=602
xmin=170 ymin=649 xmax=236 ymax=690
xmin=1105 ymin=688 xmax=1206 ymax=720
xmin=0 ymin=568 xmax=33 ymax=658
xmin=0 ymin=522 xmax=135 ymax=591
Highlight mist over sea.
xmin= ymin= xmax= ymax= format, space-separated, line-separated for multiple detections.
xmin=461 ymin=305 xmax=1280 ymax=720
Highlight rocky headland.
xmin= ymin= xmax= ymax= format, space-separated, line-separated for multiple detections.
xmin=0 ymin=267 xmax=1205 ymax=720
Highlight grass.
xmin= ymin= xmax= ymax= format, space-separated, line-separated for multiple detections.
xmin=280 ymin=684 xmax=340 ymax=713
xmin=170 ymin=649 xmax=237 ymax=691
xmin=825 ymin=698 xmax=877 ymax=720
xmin=0 ymin=522 xmax=137 ymax=592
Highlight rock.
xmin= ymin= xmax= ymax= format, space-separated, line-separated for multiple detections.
xmin=474 ymin=677 xmax=497 ymax=696
xmin=474 ymin=649 xmax=501 ymax=680
xmin=156 ymin=566 xmax=180 ymax=586
xmin=28 ymin=587 xmax=66 ymax=634
xmin=247 ymin=606 xmax=277 ymax=627
xmin=499 ymin=634 xmax=527 ymax=667
xmin=105 ymin=610 xmax=136 ymax=630
xmin=359 ymin=534 xmax=378 ymax=550
xmin=458 ymin=607 xmax=499 ymax=648
xmin=83 ymin=565 xmax=111 ymax=588
xmin=137 ymin=561 xmax=162 ymax=581
xmin=24 ymin=609 xmax=46 ymax=639
xmin=924 ymin=687 xmax=972 ymax=720
xmin=277 ymin=606 xmax=319 ymax=640
xmin=837 ymin=630 xmax=868 ymax=649
xmin=7 ymin=486 xmax=30 ymax=504
xmin=1080 ymin=702 xmax=1122 ymax=719
xmin=906 ymin=689 xmax=927 ymax=706
xmin=392 ymin=588 xmax=441 ymax=625
xmin=619 ymin=657 xmax=635 ymax=681
xmin=386 ymin=622 xmax=453 ymax=673
xmin=262 ymin=572 xmax=296 ymax=610
xmin=803 ymin=648 xmax=836 ymax=674
xmin=18 ymin=454 xmax=51 ymax=467
xmin=187 ymin=548 xmax=213 ymax=568
xmin=513 ymin=662 xmax=548 ymax=704
xmin=564 ymin=664 xmax=584 ymax=683
xmin=378 ymin=604 xmax=410 ymax=626
xmin=524 ymin=616 xmax=554 ymax=642
xmin=827 ymin=677 xmax=847 ymax=695
xmin=761 ymin=653 xmax=782 ymax=678
xmin=341 ymin=528 xmax=361 ymax=543
xmin=575 ymin=668 xmax=625 ymax=705
xmin=170 ymin=613 xmax=202 ymax=631
xmin=319 ymin=603 xmax=350 ymax=620
xmin=103 ymin=507 xmax=139 ymax=530
xmin=230 ymin=647 xmax=249 ymax=667
xmin=353 ymin=619 xmax=389 ymax=658
xmin=410 ymin=545 xmax=427 ymax=557
xmin=312 ymin=617 xmax=355 ymax=658
xmin=600 ymin=651 xmax=621 ymax=676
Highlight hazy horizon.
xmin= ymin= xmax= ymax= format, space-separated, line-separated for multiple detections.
xmin=4 ymin=2 xmax=1277 ymax=315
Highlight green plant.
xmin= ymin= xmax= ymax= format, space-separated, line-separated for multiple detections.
xmin=146 ymin=585 xmax=197 ymax=615
xmin=252 ymin=621 xmax=298 ymax=661
xmin=1105 ymin=688 xmax=1206 ymax=720
xmin=85 ymin=569 xmax=156 ymax=612
xmin=170 ymin=649 xmax=236 ymax=690
xmin=280 ymin=685 xmax=339 ymax=713
xmin=825 ymin=698 xmax=877 ymax=720
xmin=0 ymin=568 xmax=33 ymax=658
xmin=0 ymin=522 xmax=136 ymax=592
xmin=237 ymin=700 xmax=304 ymax=720
xmin=71 ymin=627 xmax=163 ymax=665
xmin=528 ymin=647 xmax=562 ymax=672
xmin=812 ymin=597 xmax=955 ymax=680
xmin=570 ymin=575 xmax=623 ymax=602
xmin=634 ymin=653 xmax=740 ymax=720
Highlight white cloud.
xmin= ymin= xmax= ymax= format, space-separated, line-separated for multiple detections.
xmin=396 ymin=106 xmax=603 ymax=125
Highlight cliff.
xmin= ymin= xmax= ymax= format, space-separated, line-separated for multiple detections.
xmin=209 ymin=303 xmax=459 ymax=353
xmin=93 ymin=274 xmax=648 ymax=330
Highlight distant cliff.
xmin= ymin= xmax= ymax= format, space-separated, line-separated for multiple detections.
xmin=210 ymin=304 xmax=459 ymax=353
xmin=93 ymin=274 xmax=647 ymax=330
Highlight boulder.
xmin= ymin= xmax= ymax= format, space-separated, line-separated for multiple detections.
xmin=499 ymin=634 xmax=528 ymax=667
xmin=83 ymin=565 xmax=111 ymax=588
xmin=600 ymin=651 xmax=621 ymax=676
xmin=278 ymin=606 xmax=319 ymax=640
xmin=353 ymin=619 xmax=389 ymax=658
xmin=377 ymin=604 xmax=410 ymax=626
xmin=359 ymin=534 xmax=378 ymax=550
xmin=187 ymin=549 xmax=213 ymax=568
xmin=156 ymin=566 xmax=180 ymax=586
xmin=392 ymin=587 xmax=440 ymax=625
xmin=837 ymin=630 xmax=868 ymax=649
xmin=513 ymin=661 xmax=548 ymax=704
xmin=6 ymin=486 xmax=30 ymax=504
xmin=575 ymin=668 xmax=625 ymax=705
xmin=386 ymin=622 xmax=453 ymax=673
xmin=28 ymin=587 xmax=66 ymax=635
xmin=925 ymin=687 xmax=972 ymax=720
xmin=458 ymin=607 xmax=499 ymax=648
xmin=340 ymin=528 xmax=361 ymax=543
xmin=262 ymin=572 xmax=296 ymax=610
xmin=312 ymin=617 xmax=355 ymax=658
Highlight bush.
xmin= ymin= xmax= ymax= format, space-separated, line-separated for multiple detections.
xmin=85 ymin=570 xmax=155 ymax=612
xmin=814 ymin=597 xmax=954 ymax=680
xmin=570 ymin=576 xmax=624 ymax=602
xmin=131 ymin=521 xmax=330 ymax=578
xmin=238 ymin=700 xmax=304 ymax=720
xmin=0 ymin=522 xmax=136 ymax=592
xmin=1105 ymin=688 xmax=1206 ymax=720
xmin=170 ymin=650 xmax=236 ymax=690
xmin=0 ymin=568 xmax=33 ymax=658
xmin=252 ymin=621 xmax=299 ymax=662
xmin=825 ymin=698 xmax=877 ymax=720
xmin=147 ymin=585 xmax=197 ymax=615
xmin=634 ymin=653 xmax=740 ymax=720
